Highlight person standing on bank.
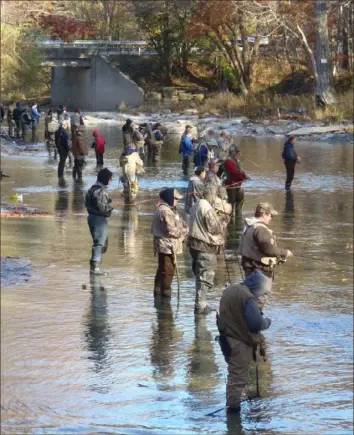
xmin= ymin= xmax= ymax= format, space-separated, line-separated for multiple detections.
xmin=92 ymin=130 xmax=106 ymax=166
xmin=188 ymin=185 xmax=232 ymax=314
xmin=55 ymin=122 xmax=70 ymax=178
xmin=217 ymin=270 xmax=272 ymax=413
xmin=72 ymin=126 xmax=89 ymax=180
xmin=240 ymin=202 xmax=293 ymax=279
xmin=85 ymin=168 xmax=114 ymax=276
xmin=224 ymin=145 xmax=251 ymax=215
xmin=282 ymin=136 xmax=301 ymax=190
xmin=152 ymin=188 xmax=188 ymax=298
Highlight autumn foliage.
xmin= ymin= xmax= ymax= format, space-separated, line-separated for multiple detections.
xmin=37 ymin=14 xmax=98 ymax=42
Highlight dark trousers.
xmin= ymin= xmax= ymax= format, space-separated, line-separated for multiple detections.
xmin=182 ymin=155 xmax=190 ymax=174
xmin=58 ymin=150 xmax=68 ymax=177
xmin=95 ymin=151 xmax=104 ymax=166
xmin=15 ymin=119 xmax=22 ymax=138
xmin=154 ymin=253 xmax=175 ymax=297
xmin=88 ymin=214 xmax=108 ymax=264
xmin=285 ymin=160 xmax=296 ymax=189
xmin=73 ymin=157 xmax=85 ymax=179
xmin=227 ymin=186 xmax=244 ymax=215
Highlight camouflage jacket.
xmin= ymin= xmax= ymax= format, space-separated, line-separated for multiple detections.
xmin=85 ymin=182 xmax=114 ymax=217
xmin=151 ymin=203 xmax=188 ymax=255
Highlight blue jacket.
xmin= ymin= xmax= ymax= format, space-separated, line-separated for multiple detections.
xmin=182 ymin=136 xmax=194 ymax=157
xmin=31 ymin=107 xmax=40 ymax=120
xmin=282 ymin=140 xmax=297 ymax=161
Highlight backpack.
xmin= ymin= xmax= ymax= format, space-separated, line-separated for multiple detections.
xmin=96 ymin=137 xmax=105 ymax=153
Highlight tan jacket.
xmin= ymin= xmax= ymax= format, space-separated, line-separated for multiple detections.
xmin=72 ymin=135 xmax=89 ymax=157
xmin=120 ymin=152 xmax=144 ymax=177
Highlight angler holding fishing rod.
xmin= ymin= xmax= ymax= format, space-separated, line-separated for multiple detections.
xmin=188 ymin=184 xmax=232 ymax=314
xmin=216 ymin=270 xmax=272 ymax=414
xmin=240 ymin=202 xmax=293 ymax=279
xmin=151 ymin=188 xmax=188 ymax=299
xmin=282 ymin=136 xmax=301 ymax=190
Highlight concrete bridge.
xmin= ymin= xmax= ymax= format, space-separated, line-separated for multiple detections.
xmin=38 ymin=40 xmax=157 ymax=111
xmin=38 ymin=38 xmax=270 ymax=111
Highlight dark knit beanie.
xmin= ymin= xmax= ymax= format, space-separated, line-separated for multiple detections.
xmin=97 ymin=168 xmax=113 ymax=186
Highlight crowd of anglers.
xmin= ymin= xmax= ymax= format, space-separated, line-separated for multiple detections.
xmin=84 ymin=121 xmax=300 ymax=415
xmin=1 ymin=102 xmax=302 ymax=415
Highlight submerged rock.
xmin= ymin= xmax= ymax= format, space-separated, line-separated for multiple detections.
xmin=1 ymin=256 xmax=32 ymax=286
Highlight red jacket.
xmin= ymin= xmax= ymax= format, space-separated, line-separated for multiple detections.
xmin=224 ymin=158 xmax=247 ymax=186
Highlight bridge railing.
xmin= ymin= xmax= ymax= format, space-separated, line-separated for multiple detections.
xmin=37 ymin=39 xmax=151 ymax=49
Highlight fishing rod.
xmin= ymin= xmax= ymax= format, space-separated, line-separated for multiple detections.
xmin=295 ymin=254 xmax=353 ymax=268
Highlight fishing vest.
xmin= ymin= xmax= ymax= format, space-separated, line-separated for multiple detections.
xmin=240 ymin=221 xmax=277 ymax=263
xmin=189 ymin=199 xmax=224 ymax=246
xmin=218 ymin=284 xmax=263 ymax=346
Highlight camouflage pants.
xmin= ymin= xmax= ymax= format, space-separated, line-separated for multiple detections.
xmin=226 ymin=337 xmax=253 ymax=408
xmin=190 ymin=248 xmax=217 ymax=312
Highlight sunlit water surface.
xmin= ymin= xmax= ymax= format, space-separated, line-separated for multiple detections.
xmin=1 ymin=125 xmax=353 ymax=434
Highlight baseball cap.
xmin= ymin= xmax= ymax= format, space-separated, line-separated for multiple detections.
xmin=173 ymin=189 xmax=183 ymax=200
xmin=255 ymin=202 xmax=278 ymax=216
xmin=229 ymin=144 xmax=240 ymax=153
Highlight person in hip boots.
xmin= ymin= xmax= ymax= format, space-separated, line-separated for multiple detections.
xmin=282 ymin=136 xmax=301 ymax=190
xmin=151 ymin=188 xmax=188 ymax=298
xmin=92 ymin=129 xmax=106 ymax=166
xmin=188 ymin=184 xmax=232 ymax=315
xmin=224 ymin=145 xmax=251 ymax=215
xmin=6 ymin=107 xmax=15 ymax=137
xmin=31 ymin=104 xmax=40 ymax=129
xmin=55 ymin=123 xmax=70 ymax=178
xmin=20 ymin=108 xmax=32 ymax=140
xmin=181 ymin=130 xmax=194 ymax=174
xmin=240 ymin=202 xmax=293 ymax=279
xmin=85 ymin=168 xmax=114 ymax=276
xmin=184 ymin=165 xmax=206 ymax=216
xmin=12 ymin=102 xmax=23 ymax=138
xmin=217 ymin=270 xmax=272 ymax=413
xmin=71 ymin=126 xmax=89 ymax=179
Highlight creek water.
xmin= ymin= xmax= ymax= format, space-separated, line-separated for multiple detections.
xmin=1 ymin=124 xmax=353 ymax=435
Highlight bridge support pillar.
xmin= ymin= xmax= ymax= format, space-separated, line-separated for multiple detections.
xmin=51 ymin=55 xmax=144 ymax=111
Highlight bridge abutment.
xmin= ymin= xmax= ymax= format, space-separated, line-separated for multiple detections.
xmin=51 ymin=55 xmax=144 ymax=111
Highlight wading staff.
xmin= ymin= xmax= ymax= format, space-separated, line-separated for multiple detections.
xmin=172 ymin=248 xmax=181 ymax=304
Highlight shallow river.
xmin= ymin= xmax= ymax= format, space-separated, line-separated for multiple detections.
xmin=1 ymin=124 xmax=353 ymax=434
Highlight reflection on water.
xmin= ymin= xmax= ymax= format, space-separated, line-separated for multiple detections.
xmin=83 ymin=276 xmax=112 ymax=394
xmin=1 ymin=132 xmax=353 ymax=434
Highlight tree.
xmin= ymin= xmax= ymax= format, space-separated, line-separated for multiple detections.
xmin=315 ymin=0 xmax=336 ymax=106
xmin=134 ymin=0 xmax=193 ymax=84
xmin=189 ymin=0 xmax=278 ymax=96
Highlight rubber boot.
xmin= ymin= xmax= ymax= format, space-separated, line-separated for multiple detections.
xmin=90 ymin=260 xmax=107 ymax=276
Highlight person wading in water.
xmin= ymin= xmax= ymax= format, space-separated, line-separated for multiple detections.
xmin=282 ymin=136 xmax=301 ymax=190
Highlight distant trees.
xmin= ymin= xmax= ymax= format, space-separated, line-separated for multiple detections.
xmin=0 ymin=0 xmax=352 ymax=104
